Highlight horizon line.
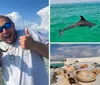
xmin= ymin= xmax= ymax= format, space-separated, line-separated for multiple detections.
xmin=50 ymin=1 xmax=100 ymax=5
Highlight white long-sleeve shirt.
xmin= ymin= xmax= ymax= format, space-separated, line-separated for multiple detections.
xmin=0 ymin=28 xmax=48 ymax=85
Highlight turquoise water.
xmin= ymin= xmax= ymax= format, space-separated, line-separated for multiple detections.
xmin=50 ymin=2 xmax=100 ymax=42
xmin=50 ymin=63 xmax=64 ymax=68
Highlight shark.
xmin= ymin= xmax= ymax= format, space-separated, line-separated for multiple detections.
xmin=59 ymin=16 xmax=96 ymax=37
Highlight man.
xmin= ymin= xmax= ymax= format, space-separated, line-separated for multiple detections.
xmin=0 ymin=15 xmax=49 ymax=85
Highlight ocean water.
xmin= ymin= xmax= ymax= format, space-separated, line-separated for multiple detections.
xmin=50 ymin=63 xmax=64 ymax=68
xmin=50 ymin=2 xmax=100 ymax=42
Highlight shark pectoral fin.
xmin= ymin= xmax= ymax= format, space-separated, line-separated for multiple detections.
xmin=59 ymin=29 xmax=64 ymax=37
xmin=89 ymin=26 xmax=92 ymax=29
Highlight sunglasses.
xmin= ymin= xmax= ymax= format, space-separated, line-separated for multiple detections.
xmin=0 ymin=22 xmax=11 ymax=33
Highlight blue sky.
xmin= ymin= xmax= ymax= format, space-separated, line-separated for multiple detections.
xmin=50 ymin=0 xmax=100 ymax=4
xmin=0 ymin=0 xmax=48 ymax=21
xmin=0 ymin=0 xmax=49 ymax=31
xmin=51 ymin=44 xmax=100 ymax=61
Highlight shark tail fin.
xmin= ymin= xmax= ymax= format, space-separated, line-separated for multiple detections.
xmin=80 ymin=16 xmax=86 ymax=21
xmin=59 ymin=29 xmax=64 ymax=37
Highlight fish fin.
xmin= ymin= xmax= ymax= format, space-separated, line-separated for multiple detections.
xmin=59 ymin=29 xmax=64 ymax=37
xmin=80 ymin=16 xmax=86 ymax=21
xmin=89 ymin=26 xmax=92 ymax=29
xmin=0 ymin=48 xmax=9 ymax=52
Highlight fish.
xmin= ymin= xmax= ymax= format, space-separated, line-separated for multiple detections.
xmin=59 ymin=16 xmax=96 ymax=37
xmin=0 ymin=48 xmax=9 ymax=52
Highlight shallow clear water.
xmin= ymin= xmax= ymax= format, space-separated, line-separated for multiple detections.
xmin=50 ymin=63 xmax=64 ymax=68
xmin=50 ymin=2 xmax=100 ymax=42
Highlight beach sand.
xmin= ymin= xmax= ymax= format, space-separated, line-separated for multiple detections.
xmin=51 ymin=57 xmax=100 ymax=85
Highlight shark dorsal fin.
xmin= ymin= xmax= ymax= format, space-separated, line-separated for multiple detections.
xmin=80 ymin=16 xmax=86 ymax=21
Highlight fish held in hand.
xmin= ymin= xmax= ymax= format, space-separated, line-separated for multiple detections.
xmin=0 ymin=48 xmax=9 ymax=52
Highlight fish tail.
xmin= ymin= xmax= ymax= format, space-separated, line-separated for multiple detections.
xmin=0 ymin=48 xmax=5 ymax=52
xmin=0 ymin=48 xmax=8 ymax=52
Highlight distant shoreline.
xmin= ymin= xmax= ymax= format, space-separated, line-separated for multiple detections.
xmin=51 ymin=57 xmax=100 ymax=64
xmin=51 ymin=1 xmax=100 ymax=5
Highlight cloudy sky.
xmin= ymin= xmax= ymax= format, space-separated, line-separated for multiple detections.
xmin=0 ymin=0 xmax=49 ymax=31
xmin=0 ymin=0 xmax=48 ymax=21
xmin=50 ymin=0 xmax=100 ymax=4
xmin=50 ymin=44 xmax=100 ymax=61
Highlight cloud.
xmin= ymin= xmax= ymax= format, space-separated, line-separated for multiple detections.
xmin=97 ymin=48 xmax=100 ymax=56
xmin=50 ymin=55 xmax=65 ymax=61
xmin=6 ymin=6 xmax=49 ymax=31
xmin=37 ymin=6 xmax=49 ymax=31
xmin=51 ymin=45 xmax=100 ymax=61
xmin=7 ymin=12 xmax=38 ymax=30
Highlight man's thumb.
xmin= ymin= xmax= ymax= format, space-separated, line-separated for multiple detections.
xmin=25 ymin=28 xmax=30 ymax=36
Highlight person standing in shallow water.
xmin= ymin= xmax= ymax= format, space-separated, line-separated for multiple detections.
xmin=0 ymin=15 xmax=49 ymax=85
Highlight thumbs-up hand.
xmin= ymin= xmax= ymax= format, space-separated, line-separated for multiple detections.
xmin=19 ymin=28 xmax=34 ymax=50
xmin=25 ymin=28 xmax=30 ymax=36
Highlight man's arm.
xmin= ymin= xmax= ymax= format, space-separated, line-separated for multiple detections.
xmin=31 ymin=41 xmax=49 ymax=59
xmin=19 ymin=28 xmax=49 ymax=59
